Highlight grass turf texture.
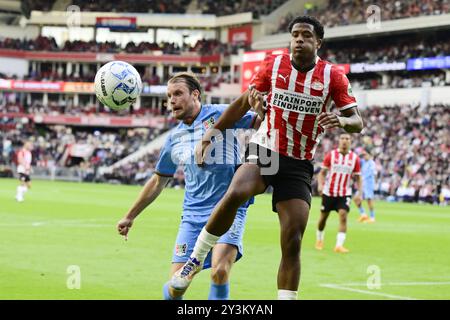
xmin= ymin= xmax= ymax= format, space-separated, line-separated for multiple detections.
xmin=1 ymin=178 xmax=449 ymax=300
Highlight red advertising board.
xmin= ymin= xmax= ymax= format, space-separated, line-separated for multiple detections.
xmin=228 ymin=24 xmax=252 ymax=45
xmin=241 ymin=48 xmax=288 ymax=93
xmin=33 ymin=114 xmax=166 ymax=128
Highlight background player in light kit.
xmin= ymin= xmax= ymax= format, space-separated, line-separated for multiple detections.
xmin=355 ymin=149 xmax=377 ymax=223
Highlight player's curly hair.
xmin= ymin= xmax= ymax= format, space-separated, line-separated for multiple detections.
xmin=288 ymin=15 xmax=324 ymax=39
xmin=168 ymin=72 xmax=202 ymax=101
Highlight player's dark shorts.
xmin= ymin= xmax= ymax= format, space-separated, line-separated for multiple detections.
xmin=19 ymin=173 xmax=31 ymax=182
xmin=321 ymin=194 xmax=352 ymax=213
xmin=244 ymin=143 xmax=313 ymax=212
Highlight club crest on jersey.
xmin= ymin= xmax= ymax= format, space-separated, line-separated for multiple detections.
xmin=311 ymin=81 xmax=324 ymax=91
xmin=175 ymin=243 xmax=188 ymax=257
xmin=203 ymin=117 xmax=215 ymax=130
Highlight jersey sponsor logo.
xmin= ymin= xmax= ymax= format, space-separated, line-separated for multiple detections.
xmin=175 ymin=243 xmax=188 ymax=257
xmin=332 ymin=164 xmax=354 ymax=174
xmin=271 ymin=88 xmax=323 ymax=114
xmin=202 ymin=116 xmax=215 ymax=130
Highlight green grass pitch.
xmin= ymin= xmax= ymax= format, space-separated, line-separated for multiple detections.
xmin=1 ymin=178 xmax=449 ymax=300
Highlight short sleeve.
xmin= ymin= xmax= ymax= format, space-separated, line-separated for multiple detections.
xmin=353 ymin=156 xmax=361 ymax=174
xmin=330 ymin=66 xmax=357 ymax=111
xmin=155 ymin=134 xmax=176 ymax=177
xmin=322 ymin=152 xmax=331 ymax=169
xmin=234 ymin=111 xmax=257 ymax=129
xmin=249 ymin=55 xmax=274 ymax=92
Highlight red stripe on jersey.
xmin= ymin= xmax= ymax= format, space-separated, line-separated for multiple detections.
xmin=291 ymin=71 xmax=307 ymax=158
xmin=274 ymin=55 xmax=291 ymax=154
xmin=302 ymin=63 xmax=325 ymax=160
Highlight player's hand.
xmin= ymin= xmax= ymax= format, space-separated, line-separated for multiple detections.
xmin=117 ymin=217 xmax=133 ymax=239
xmin=317 ymin=184 xmax=323 ymax=196
xmin=248 ymin=85 xmax=266 ymax=120
xmin=317 ymin=112 xmax=344 ymax=130
xmin=194 ymin=139 xmax=212 ymax=167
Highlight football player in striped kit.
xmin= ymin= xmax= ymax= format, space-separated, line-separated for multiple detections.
xmin=172 ymin=15 xmax=364 ymax=300
xmin=15 ymin=141 xmax=33 ymax=202
xmin=316 ymin=133 xmax=363 ymax=253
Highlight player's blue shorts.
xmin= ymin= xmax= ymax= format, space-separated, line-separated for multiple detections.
xmin=172 ymin=208 xmax=247 ymax=269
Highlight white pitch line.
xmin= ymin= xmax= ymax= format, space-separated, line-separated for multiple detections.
xmin=322 ymin=281 xmax=450 ymax=287
xmin=320 ymin=284 xmax=417 ymax=300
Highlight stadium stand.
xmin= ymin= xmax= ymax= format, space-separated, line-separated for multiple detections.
xmin=275 ymin=0 xmax=450 ymax=33
xmin=0 ymin=0 xmax=448 ymax=206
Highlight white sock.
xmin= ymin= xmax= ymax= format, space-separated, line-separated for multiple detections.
xmin=22 ymin=186 xmax=28 ymax=194
xmin=278 ymin=290 xmax=298 ymax=300
xmin=16 ymin=186 xmax=24 ymax=199
xmin=316 ymin=230 xmax=324 ymax=241
xmin=191 ymin=227 xmax=220 ymax=263
xmin=336 ymin=232 xmax=346 ymax=247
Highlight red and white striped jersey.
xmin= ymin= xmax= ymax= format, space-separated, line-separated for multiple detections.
xmin=322 ymin=149 xmax=361 ymax=197
xmin=17 ymin=148 xmax=32 ymax=174
xmin=249 ymin=53 xmax=357 ymax=160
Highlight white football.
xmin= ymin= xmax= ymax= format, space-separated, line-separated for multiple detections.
xmin=94 ymin=61 xmax=142 ymax=111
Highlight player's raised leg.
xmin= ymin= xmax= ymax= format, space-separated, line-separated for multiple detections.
xmin=316 ymin=210 xmax=330 ymax=250
xmin=208 ymin=243 xmax=238 ymax=300
xmin=170 ymin=163 xmax=266 ymax=291
xmin=276 ymin=199 xmax=309 ymax=300
xmin=334 ymin=208 xmax=350 ymax=253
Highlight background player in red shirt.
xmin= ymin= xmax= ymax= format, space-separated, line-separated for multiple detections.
xmin=171 ymin=15 xmax=364 ymax=300
xmin=316 ymin=133 xmax=362 ymax=253
xmin=15 ymin=141 xmax=33 ymax=202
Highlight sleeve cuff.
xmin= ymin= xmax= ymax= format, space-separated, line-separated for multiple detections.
xmin=338 ymin=103 xmax=357 ymax=111
xmin=155 ymin=171 xmax=174 ymax=178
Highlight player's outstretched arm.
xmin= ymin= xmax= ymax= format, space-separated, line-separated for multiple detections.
xmin=248 ymin=85 xmax=266 ymax=121
xmin=117 ymin=173 xmax=170 ymax=237
xmin=317 ymin=107 xmax=363 ymax=133
xmin=195 ymin=90 xmax=252 ymax=165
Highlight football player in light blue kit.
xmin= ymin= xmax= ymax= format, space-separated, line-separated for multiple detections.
xmin=355 ymin=149 xmax=377 ymax=223
xmin=117 ymin=72 xmax=260 ymax=300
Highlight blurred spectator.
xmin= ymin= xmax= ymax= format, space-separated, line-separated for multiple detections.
xmin=274 ymin=0 xmax=450 ymax=33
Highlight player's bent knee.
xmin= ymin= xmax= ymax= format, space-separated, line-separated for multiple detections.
xmin=211 ymin=266 xmax=230 ymax=284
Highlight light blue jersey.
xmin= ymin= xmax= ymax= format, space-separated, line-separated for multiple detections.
xmin=361 ymin=158 xmax=376 ymax=199
xmin=155 ymin=104 xmax=256 ymax=217
xmin=155 ymin=104 xmax=256 ymax=269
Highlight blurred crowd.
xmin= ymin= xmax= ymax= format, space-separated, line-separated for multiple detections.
xmin=350 ymin=71 xmax=449 ymax=90
xmin=320 ymin=31 xmax=450 ymax=64
xmin=30 ymin=0 xmax=289 ymax=18
xmin=196 ymin=0 xmax=288 ymax=18
xmin=275 ymin=0 xmax=450 ymax=33
xmin=0 ymin=103 xmax=448 ymax=205
xmin=0 ymin=124 xmax=165 ymax=183
xmin=314 ymin=103 xmax=449 ymax=205
xmin=0 ymin=36 xmax=246 ymax=57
